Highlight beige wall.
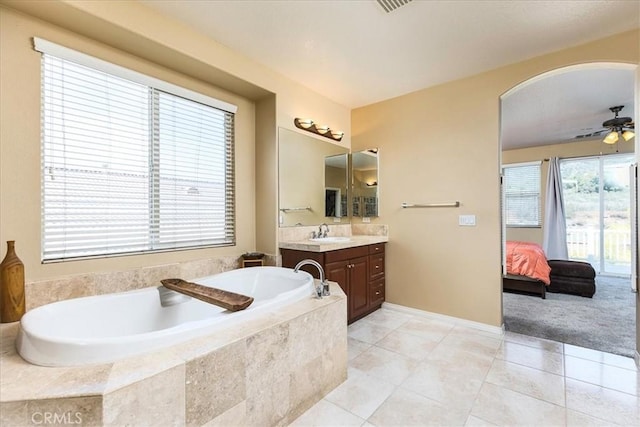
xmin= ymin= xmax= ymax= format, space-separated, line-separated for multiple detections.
xmin=0 ymin=3 xmax=350 ymax=282
xmin=503 ymin=138 xmax=634 ymax=245
xmin=352 ymin=30 xmax=638 ymax=327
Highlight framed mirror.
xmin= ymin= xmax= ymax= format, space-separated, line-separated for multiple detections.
xmin=351 ymin=149 xmax=379 ymax=218
xmin=278 ymin=128 xmax=349 ymax=227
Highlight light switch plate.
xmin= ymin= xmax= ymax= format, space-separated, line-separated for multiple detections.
xmin=459 ymin=215 xmax=476 ymax=226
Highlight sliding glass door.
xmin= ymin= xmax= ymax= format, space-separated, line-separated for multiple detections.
xmin=561 ymin=154 xmax=635 ymax=276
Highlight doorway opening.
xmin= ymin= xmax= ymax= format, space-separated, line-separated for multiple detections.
xmin=499 ymin=63 xmax=637 ymax=358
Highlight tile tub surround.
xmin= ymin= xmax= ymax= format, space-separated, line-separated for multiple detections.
xmin=25 ymin=254 xmax=278 ymax=311
xmin=0 ymin=282 xmax=347 ymax=426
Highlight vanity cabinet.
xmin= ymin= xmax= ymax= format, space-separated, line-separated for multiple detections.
xmin=281 ymin=243 xmax=385 ymax=323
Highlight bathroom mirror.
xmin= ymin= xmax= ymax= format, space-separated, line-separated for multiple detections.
xmin=351 ymin=149 xmax=379 ymax=218
xmin=278 ymin=128 xmax=349 ymax=227
xmin=324 ymin=153 xmax=348 ymax=218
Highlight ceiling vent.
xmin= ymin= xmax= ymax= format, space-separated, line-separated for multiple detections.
xmin=376 ymin=0 xmax=412 ymax=13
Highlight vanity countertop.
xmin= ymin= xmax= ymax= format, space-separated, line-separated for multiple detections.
xmin=279 ymin=235 xmax=388 ymax=252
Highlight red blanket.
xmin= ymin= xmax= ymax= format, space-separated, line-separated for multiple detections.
xmin=506 ymin=241 xmax=551 ymax=285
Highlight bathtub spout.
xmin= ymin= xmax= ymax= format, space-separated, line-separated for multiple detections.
xmin=294 ymin=259 xmax=328 ymax=298
xmin=157 ymin=286 xmax=192 ymax=307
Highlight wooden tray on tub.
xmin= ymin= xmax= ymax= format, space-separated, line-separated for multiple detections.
xmin=160 ymin=278 xmax=254 ymax=311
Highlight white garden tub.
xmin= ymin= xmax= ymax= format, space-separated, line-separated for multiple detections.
xmin=17 ymin=267 xmax=315 ymax=367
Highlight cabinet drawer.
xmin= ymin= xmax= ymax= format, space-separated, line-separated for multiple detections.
xmin=369 ymin=243 xmax=385 ymax=254
xmin=369 ymin=253 xmax=385 ymax=279
xmin=325 ymin=246 xmax=368 ymax=263
xmin=370 ymin=278 xmax=385 ymax=306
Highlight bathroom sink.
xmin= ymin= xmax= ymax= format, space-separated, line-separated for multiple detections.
xmin=309 ymin=237 xmax=351 ymax=243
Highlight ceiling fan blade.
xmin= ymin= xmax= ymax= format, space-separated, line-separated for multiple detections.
xmin=575 ymin=129 xmax=607 ymax=139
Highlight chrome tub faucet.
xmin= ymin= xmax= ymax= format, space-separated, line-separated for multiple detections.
xmin=293 ymin=259 xmax=330 ymax=298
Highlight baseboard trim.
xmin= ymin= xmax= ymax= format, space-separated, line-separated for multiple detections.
xmin=381 ymin=302 xmax=504 ymax=336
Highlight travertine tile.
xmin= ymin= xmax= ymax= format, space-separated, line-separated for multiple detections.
xmin=350 ymin=346 xmax=419 ymax=385
xmin=465 ymin=415 xmax=498 ymax=426
xmin=347 ymin=337 xmax=371 ymax=361
xmin=347 ymin=320 xmax=393 ymax=344
xmin=436 ymin=330 xmax=501 ymax=358
xmin=245 ymin=323 xmax=291 ymax=426
xmin=565 ymin=378 xmax=640 ymax=426
xmin=288 ymin=340 xmax=347 ymax=425
xmin=359 ymin=308 xmax=412 ymax=329
xmin=375 ymin=329 xmax=441 ymax=360
xmin=396 ymin=318 xmax=452 ymax=341
xmin=369 ymin=387 xmax=468 ymax=426
xmin=485 ymin=359 xmax=565 ymax=406
xmin=289 ymin=302 xmax=345 ymax=370
xmin=564 ymin=344 xmax=638 ymax=370
xmin=565 ymin=354 xmax=639 ymax=396
xmin=325 ymin=369 xmax=395 ymax=419
xmin=103 ymin=365 xmax=185 ymax=426
xmin=471 ymin=382 xmax=566 ymax=426
xmin=496 ymin=340 xmax=564 ymax=375
xmin=26 ymin=274 xmax=95 ymax=310
xmin=185 ymin=340 xmax=246 ymax=425
xmin=566 ymin=409 xmax=618 ymax=426
xmin=401 ymin=349 xmax=492 ymax=412
xmin=504 ymin=331 xmax=564 ymax=354
xmin=289 ymin=399 xmax=364 ymax=427
xmin=201 ymin=401 xmax=247 ymax=427
xmin=246 ymin=374 xmax=290 ymax=426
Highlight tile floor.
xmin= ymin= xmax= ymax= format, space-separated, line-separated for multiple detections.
xmin=290 ymin=308 xmax=640 ymax=426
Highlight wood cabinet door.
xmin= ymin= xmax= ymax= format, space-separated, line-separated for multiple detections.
xmin=349 ymin=256 xmax=369 ymax=319
xmin=325 ymin=260 xmax=349 ymax=297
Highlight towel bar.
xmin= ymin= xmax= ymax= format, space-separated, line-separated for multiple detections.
xmin=401 ymin=202 xmax=460 ymax=208
xmin=279 ymin=207 xmax=312 ymax=212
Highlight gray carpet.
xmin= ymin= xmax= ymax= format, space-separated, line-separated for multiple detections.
xmin=503 ymin=276 xmax=636 ymax=357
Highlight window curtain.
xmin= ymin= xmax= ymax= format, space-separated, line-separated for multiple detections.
xmin=543 ymin=157 xmax=568 ymax=259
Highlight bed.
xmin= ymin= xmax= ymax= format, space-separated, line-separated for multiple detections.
xmin=503 ymin=241 xmax=552 ymax=299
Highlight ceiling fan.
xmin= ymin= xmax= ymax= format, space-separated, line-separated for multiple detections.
xmin=575 ymin=105 xmax=635 ymax=144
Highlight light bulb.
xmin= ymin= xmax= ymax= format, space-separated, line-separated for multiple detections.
xmin=315 ymin=125 xmax=330 ymax=134
xmin=622 ymin=130 xmax=635 ymax=141
xmin=603 ymin=131 xmax=619 ymax=144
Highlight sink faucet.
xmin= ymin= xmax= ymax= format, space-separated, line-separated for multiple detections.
xmin=319 ymin=223 xmax=330 ymax=238
xmin=294 ymin=259 xmax=330 ymax=298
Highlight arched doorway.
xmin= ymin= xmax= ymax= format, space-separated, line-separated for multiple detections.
xmin=499 ymin=62 xmax=637 ymax=358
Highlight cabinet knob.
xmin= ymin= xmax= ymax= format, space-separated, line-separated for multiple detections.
xmin=375 ymin=265 xmax=380 ymax=269
xmin=375 ymin=291 xmax=381 ymax=295
xmin=375 ymin=247 xmax=379 ymax=251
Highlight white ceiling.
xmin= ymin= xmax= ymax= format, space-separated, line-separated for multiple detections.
xmin=139 ymin=0 xmax=639 ymax=149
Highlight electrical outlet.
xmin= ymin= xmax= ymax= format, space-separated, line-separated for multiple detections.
xmin=362 ymin=217 xmax=371 ymax=223
xmin=333 ymin=217 xmax=341 ymax=223
xmin=458 ymin=215 xmax=476 ymax=226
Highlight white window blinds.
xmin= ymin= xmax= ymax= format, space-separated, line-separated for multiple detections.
xmin=503 ymin=162 xmax=541 ymax=227
xmin=39 ymin=44 xmax=235 ymax=261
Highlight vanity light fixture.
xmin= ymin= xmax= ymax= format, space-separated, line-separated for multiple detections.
xmin=315 ymin=125 xmax=330 ymax=134
xmin=294 ymin=117 xmax=344 ymax=142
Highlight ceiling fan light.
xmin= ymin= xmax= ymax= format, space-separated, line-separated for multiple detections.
xmin=603 ymin=131 xmax=619 ymax=144
xmin=622 ymin=130 xmax=635 ymax=141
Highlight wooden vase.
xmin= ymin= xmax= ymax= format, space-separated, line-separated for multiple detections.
xmin=0 ymin=240 xmax=26 ymax=323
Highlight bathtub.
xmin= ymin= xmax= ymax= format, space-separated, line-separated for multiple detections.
xmin=17 ymin=267 xmax=315 ymax=367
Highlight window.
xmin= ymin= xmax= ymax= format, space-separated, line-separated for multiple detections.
xmin=503 ymin=162 xmax=541 ymax=227
xmin=37 ymin=39 xmax=236 ymax=261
